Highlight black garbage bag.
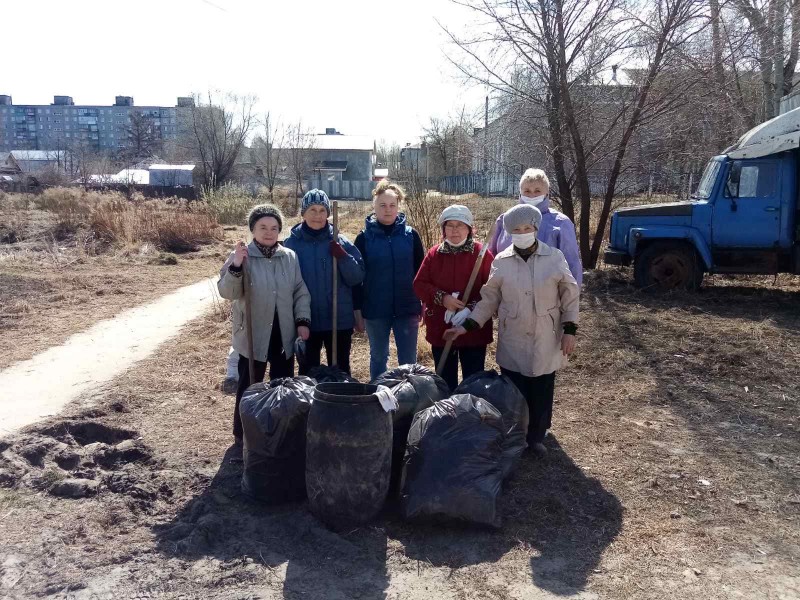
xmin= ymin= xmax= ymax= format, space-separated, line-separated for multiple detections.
xmin=400 ymin=394 xmax=505 ymax=528
xmin=370 ymin=364 xmax=450 ymax=494
xmin=455 ymin=369 xmax=529 ymax=479
xmin=308 ymin=365 xmax=359 ymax=384
xmin=240 ymin=376 xmax=315 ymax=503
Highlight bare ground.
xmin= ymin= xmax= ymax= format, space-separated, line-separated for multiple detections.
xmin=1 ymin=268 xmax=798 ymax=599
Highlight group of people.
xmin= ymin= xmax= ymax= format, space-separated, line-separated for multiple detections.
xmin=217 ymin=169 xmax=582 ymax=457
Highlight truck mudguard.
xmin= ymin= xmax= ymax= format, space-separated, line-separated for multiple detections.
xmin=627 ymin=226 xmax=713 ymax=270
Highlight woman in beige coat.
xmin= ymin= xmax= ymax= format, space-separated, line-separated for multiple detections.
xmin=217 ymin=204 xmax=311 ymax=447
xmin=444 ymin=204 xmax=579 ymax=457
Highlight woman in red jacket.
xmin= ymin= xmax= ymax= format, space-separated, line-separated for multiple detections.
xmin=413 ymin=205 xmax=493 ymax=390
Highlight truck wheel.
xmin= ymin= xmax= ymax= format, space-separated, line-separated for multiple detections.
xmin=634 ymin=242 xmax=703 ymax=291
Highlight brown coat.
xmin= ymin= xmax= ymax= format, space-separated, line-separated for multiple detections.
xmin=217 ymin=242 xmax=311 ymax=361
xmin=469 ymin=241 xmax=579 ymax=377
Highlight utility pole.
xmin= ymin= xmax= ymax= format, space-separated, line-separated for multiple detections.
xmin=484 ymin=95 xmax=489 ymax=198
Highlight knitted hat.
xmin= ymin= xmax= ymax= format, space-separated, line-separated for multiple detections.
xmin=301 ymin=188 xmax=331 ymax=216
xmin=502 ymin=203 xmax=542 ymax=233
xmin=248 ymin=203 xmax=284 ymax=232
xmin=437 ymin=204 xmax=474 ymax=228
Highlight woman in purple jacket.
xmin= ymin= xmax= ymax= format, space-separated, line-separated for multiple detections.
xmin=489 ymin=168 xmax=583 ymax=287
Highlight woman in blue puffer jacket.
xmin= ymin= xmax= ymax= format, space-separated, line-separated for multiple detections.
xmin=283 ymin=189 xmax=365 ymax=374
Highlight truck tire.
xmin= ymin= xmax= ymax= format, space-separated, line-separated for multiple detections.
xmin=634 ymin=242 xmax=703 ymax=291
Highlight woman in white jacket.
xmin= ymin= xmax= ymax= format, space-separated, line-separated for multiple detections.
xmin=444 ymin=204 xmax=579 ymax=457
xmin=217 ymin=204 xmax=311 ymax=448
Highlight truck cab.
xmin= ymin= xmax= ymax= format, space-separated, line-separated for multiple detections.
xmin=604 ymin=108 xmax=800 ymax=289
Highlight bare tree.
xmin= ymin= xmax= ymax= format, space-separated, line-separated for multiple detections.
xmin=729 ymin=0 xmax=800 ymax=120
xmin=286 ymin=121 xmax=315 ymax=210
xmin=179 ymin=90 xmax=257 ymax=189
xmin=252 ymin=112 xmax=287 ymax=199
xmin=70 ymin=140 xmax=114 ymax=191
xmin=444 ymin=0 xmax=708 ymax=267
xmin=120 ymin=110 xmax=162 ymax=163
xmin=424 ymin=109 xmax=477 ymax=177
xmin=376 ymin=139 xmax=403 ymax=175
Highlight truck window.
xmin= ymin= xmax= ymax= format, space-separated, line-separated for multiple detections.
xmin=695 ymin=160 xmax=720 ymax=199
xmin=724 ymin=161 xmax=777 ymax=199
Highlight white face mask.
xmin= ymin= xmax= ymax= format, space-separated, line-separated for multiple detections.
xmin=511 ymin=231 xmax=538 ymax=248
xmin=520 ymin=194 xmax=546 ymax=206
xmin=445 ymin=237 xmax=467 ymax=248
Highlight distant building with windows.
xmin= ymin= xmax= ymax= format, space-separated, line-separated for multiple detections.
xmin=0 ymin=94 xmax=193 ymax=153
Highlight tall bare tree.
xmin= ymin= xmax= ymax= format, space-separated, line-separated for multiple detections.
xmin=286 ymin=121 xmax=316 ymax=210
xmin=252 ymin=112 xmax=286 ymax=199
xmin=180 ymin=91 xmax=256 ymax=189
xmin=730 ymin=0 xmax=800 ymax=120
xmin=424 ymin=109 xmax=477 ymax=177
xmin=444 ymin=0 xmax=707 ymax=267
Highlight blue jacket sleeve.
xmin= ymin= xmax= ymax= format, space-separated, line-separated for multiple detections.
xmin=352 ymin=232 xmax=366 ymax=311
xmin=336 ymin=235 xmax=365 ymax=288
xmin=555 ymin=217 xmax=583 ymax=287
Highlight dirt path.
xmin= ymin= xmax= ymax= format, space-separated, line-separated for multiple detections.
xmin=0 ymin=277 xmax=219 ymax=436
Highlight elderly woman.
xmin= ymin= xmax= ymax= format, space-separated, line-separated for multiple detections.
xmin=445 ymin=204 xmax=579 ymax=456
xmin=489 ymin=168 xmax=583 ymax=286
xmin=284 ymin=189 xmax=365 ymax=375
xmin=354 ymin=180 xmax=425 ymax=381
xmin=413 ymin=205 xmax=493 ymax=391
xmin=218 ymin=204 xmax=311 ymax=447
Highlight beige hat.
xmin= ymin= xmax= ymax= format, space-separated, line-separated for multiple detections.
xmin=437 ymin=204 xmax=474 ymax=228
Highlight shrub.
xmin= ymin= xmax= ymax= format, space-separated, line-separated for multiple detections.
xmin=90 ymin=199 xmax=221 ymax=253
xmin=203 ymin=184 xmax=259 ymax=225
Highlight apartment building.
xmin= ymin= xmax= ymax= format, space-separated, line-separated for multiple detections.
xmin=0 ymin=95 xmax=194 ymax=153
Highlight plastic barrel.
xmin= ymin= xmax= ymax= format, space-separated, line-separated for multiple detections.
xmin=306 ymin=383 xmax=393 ymax=530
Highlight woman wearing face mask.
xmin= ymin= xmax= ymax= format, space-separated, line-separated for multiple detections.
xmin=217 ymin=204 xmax=312 ymax=450
xmin=354 ymin=180 xmax=425 ymax=381
xmin=412 ymin=205 xmax=493 ymax=391
xmin=444 ymin=204 xmax=579 ymax=457
xmin=489 ymin=168 xmax=582 ymax=287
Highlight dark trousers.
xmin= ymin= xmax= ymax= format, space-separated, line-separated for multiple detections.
xmin=233 ymin=320 xmax=294 ymax=439
xmin=299 ymin=329 xmax=354 ymax=375
xmin=500 ymin=368 xmax=556 ymax=444
xmin=431 ymin=345 xmax=487 ymax=392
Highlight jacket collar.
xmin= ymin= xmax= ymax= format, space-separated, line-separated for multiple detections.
xmin=496 ymin=240 xmax=554 ymax=260
xmin=365 ymin=212 xmax=408 ymax=235
xmin=247 ymin=240 xmax=286 ymax=258
xmin=517 ymin=196 xmax=552 ymax=214
xmin=290 ymin=221 xmax=333 ymax=242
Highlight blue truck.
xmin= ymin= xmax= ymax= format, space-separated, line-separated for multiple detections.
xmin=604 ymin=108 xmax=800 ymax=289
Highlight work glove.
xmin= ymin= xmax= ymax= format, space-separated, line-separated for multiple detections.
xmin=329 ymin=241 xmax=348 ymax=259
xmin=450 ymin=308 xmax=472 ymax=328
xmin=444 ymin=292 xmax=461 ymax=323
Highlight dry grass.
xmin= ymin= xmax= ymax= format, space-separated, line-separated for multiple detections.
xmin=0 ymin=190 xmax=242 ymax=369
xmin=203 ymin=184 xmax=299 ymax=225
xmin=90 ymin=198 xmax=221 ymax=253
xmin=3 ymin=188 xmax=223 ymax=253
xmin=1 ymin=270 xmax=798 ymax=598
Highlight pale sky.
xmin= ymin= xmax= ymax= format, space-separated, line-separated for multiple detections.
xmin=3 ymin=0 xmax=486 ymax=145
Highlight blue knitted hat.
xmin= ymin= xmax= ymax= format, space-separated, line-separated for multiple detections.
xmin=301 ymin=189 xmax=331 ymax=216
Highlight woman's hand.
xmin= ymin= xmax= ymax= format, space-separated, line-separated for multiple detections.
xmin=297 ymin=325 xmax=310 ymax=341
xmin=442 ymin=294 xmax=466 ymax=311
xmin=232 ymin=241 xmax=248 ymax=267
xmin=561 ymin=334 xmax=576 ymax=356
xmin=353 ymin=310 xmax=366 ymax=333
xmin=443 ymin=326 xmax=467 ymax=341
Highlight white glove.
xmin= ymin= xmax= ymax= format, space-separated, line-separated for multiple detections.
xmin=450 ymin=308 xmax=472 ymax=327
xmin=444 ymin=292 xmax=460 ymax=324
